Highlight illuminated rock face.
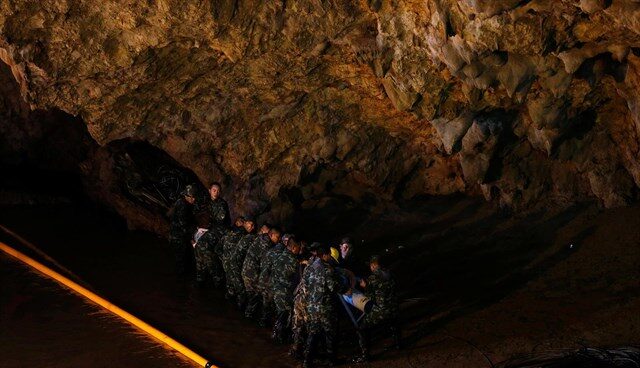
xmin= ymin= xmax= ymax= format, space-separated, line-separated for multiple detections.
xmin=2 ymin=0 xmax=640 ymax=227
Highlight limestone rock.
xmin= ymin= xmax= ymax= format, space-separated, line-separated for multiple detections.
xmin=432 ymin=111 xmax=475 ymax=154
xmin=460 ymin=114 xmax=505 ymax=184
xmin=3 ymin=0 xmax=640 ymax=228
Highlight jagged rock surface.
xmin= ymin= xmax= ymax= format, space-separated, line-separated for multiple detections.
xmin=3 ymin=0 xmax=640 ymax=228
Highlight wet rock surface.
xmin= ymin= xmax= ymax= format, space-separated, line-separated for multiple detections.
xmin=4 ymin=1 xmax=640 ymax=229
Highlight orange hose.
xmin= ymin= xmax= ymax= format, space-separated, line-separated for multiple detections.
xmin=0 ymin=241 xmax=216 ymax=368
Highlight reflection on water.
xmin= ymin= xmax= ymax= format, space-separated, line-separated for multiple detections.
xmin=0 ymin=254 xmax=194 ymax=368
xmin=0 ymin=203 xmax=297 ymax=368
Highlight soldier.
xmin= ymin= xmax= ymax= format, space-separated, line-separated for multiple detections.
xmin=192 ymin=214 xmax=216 ymax=286
xmin=353 ymin=255 xmax=400 ymax=363
xmin=221 ymin=216 xmax=246 ymax=300
xmin=290 ymin=242 xmax=322 ymax=360
xmin=303 ymin=244 xmax=338 ymax=368
xmin=338 ymin=237 xmax=364 ymax=275
xmin=290 ymin=276 xmax=309 ymax=360
xmin=271 ymin=238 xmax=302 ymax=343
xmin=241 ymin=223 xmax=272 ymax=319
xmin=229 ymin=219 xmax=256 ymax=309
xmin=257 ymin=228 xmax=283 ymax=327
xmin=169 ymin=185 xmax=196 ymax=277
xmin=208 ymin=182 xmax=230 ymax=238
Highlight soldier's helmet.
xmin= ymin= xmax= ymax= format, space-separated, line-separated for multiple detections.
xmin=182 ymin=184 xmax=196 ymax=198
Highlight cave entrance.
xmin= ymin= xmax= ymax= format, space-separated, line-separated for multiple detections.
xmin=104 ymin=139 xmax=208 ymax=215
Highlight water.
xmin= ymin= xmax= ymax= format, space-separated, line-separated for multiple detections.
xmin=0 ymin=203 xmax=296 ymax=368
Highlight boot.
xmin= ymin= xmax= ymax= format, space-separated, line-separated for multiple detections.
xmin=323 ymin=331 xmax=337 ymax=367
xmin=272 ymin=311 xmax=289 ymax=344
xmin=236 ymin=292 xmax=246 ymax=311
xmin=303 ymin=332 xmax=317 ymax=368
xmin=259 ymin=301 xmax=272 ymax=327
xmin=244 ymin=293 xmax=259 ymax=319
xmin=351 ymin=329 xmax=369 ymax=363
xmin=224 ymin=291 xmax=234 ymax=300
xmin=289 ymin=334 xmax=304 ymax=360
xmin=390 ymin=324 xmax=402 ymax=350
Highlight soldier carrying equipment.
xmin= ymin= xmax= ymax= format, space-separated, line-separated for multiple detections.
xmin=270 ymin=237 xmax=302 ymax=343
xmin=353 ymin=255 xmax=400 ymax=363
xmin=257 ymin=228 xmax=283 ymax=327
xmin=302 ymin=244 xmax=338 ymax=368
xmin=229 ymin=219 xmax=256 ymax=309
xmin=221 ymin=216 xmax=246 ymax=300
xmin=242 ymin=223 xmax=272 ymax=319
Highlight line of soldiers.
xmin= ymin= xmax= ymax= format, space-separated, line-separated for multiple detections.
xmin=169 ymin=183 xmax=400 ymax=367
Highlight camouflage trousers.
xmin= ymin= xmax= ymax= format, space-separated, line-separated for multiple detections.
xmin=170 ymin=233 xmax=192 ymax=276
xmin=363 ymin=305 xmax=395 ymax=327
xmin=194 ymin=242 xmax=224 ymax=285
xmin=261 ymin=288 xmax=274 ymax=322
xmin=291 ymin=294 xmax=308 ymax=353
xmin=358 ymin=313 xmax=401 ymax=356
xmin=304 ymin=316 xmax=337 ymax=362
xmin=224 ymin=260 xmax=245 ymax=297
xmin=272 ymin=283 xmax=293 ymax=314
xmin=242 ymin=272 xmax=260 ymax=294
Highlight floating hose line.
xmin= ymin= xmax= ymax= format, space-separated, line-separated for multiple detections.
xmin=0 ymin=241 xmax=216 ymax=368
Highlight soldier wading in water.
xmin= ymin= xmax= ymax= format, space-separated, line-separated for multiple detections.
xmin=168 ymin=185 xmax=196 ymax=277
xmin=166 ymin=182 xmax=401 ymax=367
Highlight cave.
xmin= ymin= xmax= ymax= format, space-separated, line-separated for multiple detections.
xmin=3 ymin=2 xmax=640 ymax=368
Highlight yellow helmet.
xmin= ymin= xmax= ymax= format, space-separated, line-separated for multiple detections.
xmin=330 ymin=247 xmax=340 ymax=262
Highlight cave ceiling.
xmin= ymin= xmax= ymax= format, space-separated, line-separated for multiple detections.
xmin=3 ymin=0 xmax=640 ymax=221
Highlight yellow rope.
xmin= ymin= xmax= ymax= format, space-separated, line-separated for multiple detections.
xmin=0 ymin=241 xmax=216 ymax=368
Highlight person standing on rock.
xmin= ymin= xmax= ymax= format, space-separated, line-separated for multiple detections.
xmin=208 ymin=182 xmax=230 ymax=238
xmin=168 ymin=184 xmax=196 ymax=277
xmin=271 ymin=237 xmax=302 ymax=343
xmin=221 ymin=216 xmax=246 ymax=299
xmin=241 ymin=223 xmax=272 ymax=319
xmin=257 ymin=229 xmax=284 ymax=327
xmin=353 ymin=255 xmax=400 ymax=363
xmin=229 ymin=219 xmax=257 ymax=310
xmin=303 ymin=244 xmax=339 ymax=368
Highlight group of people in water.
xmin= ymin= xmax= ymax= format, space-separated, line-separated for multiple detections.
xmin=169 ymin=183 xmax=400 ymax=367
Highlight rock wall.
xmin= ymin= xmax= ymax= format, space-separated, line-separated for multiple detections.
xmin=3 ymin=0 xmax=640 ymax=226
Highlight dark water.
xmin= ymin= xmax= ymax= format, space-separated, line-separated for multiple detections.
xmin=1 ymin=254 xmax=194 ymax=368
xmin=0 ymin=203 xmax=297 ymax=368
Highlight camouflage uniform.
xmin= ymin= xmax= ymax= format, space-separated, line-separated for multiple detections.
xmin=363 ymin=268 xmax=398 ymax=326
xmin=169 ymin=197 xmax=194 ymax=275
xmin=290 ymin=255 xmax=315 ymax=358
xmin=303 ymin=257 xmax=338 ymax=365
xmin=208 ymin=228 xmax=225 ymax=287
xmin=208 ymin=197 xmax=230 ymax=239
xmin=241 ymin=233 xmax=271 ymax=317
xmin=356 ymin=267 xmax=400 ymax=360
xmin=270 ymin=248 xmax=299 ymax=341
xmin=230 ymin=232 xmax=256 ymax=307
xmin=221 ymin=227 xmax=245 ymax=297
xmin=193 ymin=229 xmax=216 ymax=283
xmin=290 ymin=276 xmax=309 ymax=357
xmin=271 ymin=249 xmax=299 ymax=313
xmin=258 ymin=242 xmax=284 ymax=324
